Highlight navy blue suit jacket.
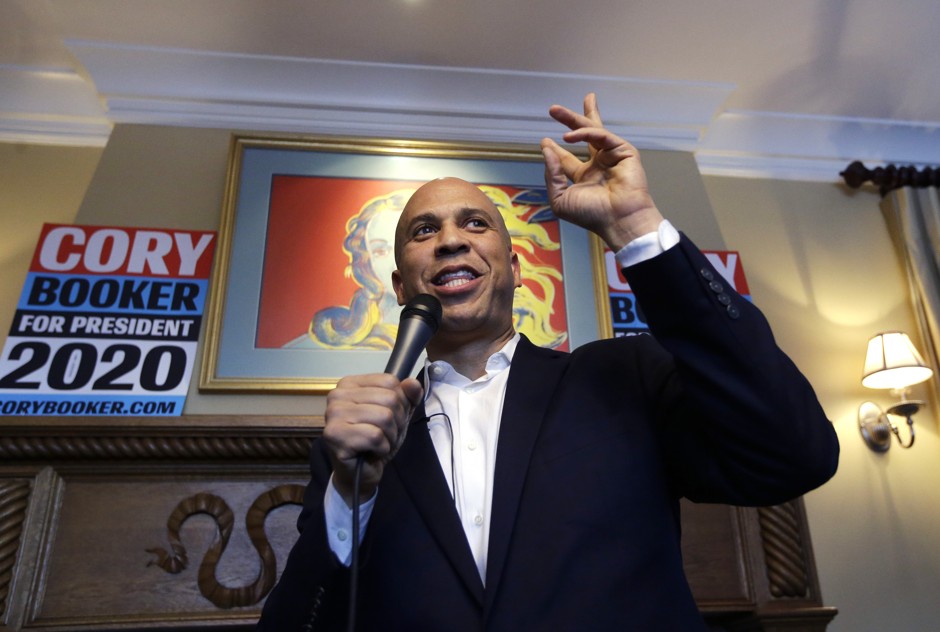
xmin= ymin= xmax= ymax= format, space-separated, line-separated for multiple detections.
xmin=257 ymin=235 xmax=839 ymax=631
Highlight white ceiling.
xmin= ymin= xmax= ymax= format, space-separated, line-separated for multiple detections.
xmin=3 ymin=0 xmax=939 ymax=181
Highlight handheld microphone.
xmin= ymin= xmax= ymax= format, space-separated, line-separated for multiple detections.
xmin=384 ymin=293 xmax=443 ymax=379
xmin=348 ymin=293 xmax=442 ymax=632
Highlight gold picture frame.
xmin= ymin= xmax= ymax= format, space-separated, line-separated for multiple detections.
xmin=200 ymin=134 xmax=588 ymax=393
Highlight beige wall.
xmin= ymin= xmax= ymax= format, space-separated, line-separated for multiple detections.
xmin=3 ymin=130 xmax=940 ymax=630
xmin=0 ymin=142 xmax=103 ymax=337
xmin=702 ymin=176 xmax=940 ymax=632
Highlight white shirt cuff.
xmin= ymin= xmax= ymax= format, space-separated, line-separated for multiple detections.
xmin=613 ymin=219 xmax=680 ymax=269
xmin=324 ymin=475 xmax=377 ymax=566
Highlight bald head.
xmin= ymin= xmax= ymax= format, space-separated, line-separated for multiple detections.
xmin=394 ymin=178 xmax=511 ymax=265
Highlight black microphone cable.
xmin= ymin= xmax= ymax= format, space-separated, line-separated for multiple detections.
xmin=345 ymin=294 xmax=441 ymax=632
xmin=348 ymin=456 xmax=363 ymax=632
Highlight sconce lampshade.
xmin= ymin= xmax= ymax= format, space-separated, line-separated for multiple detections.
xmin=862 ymin=331 xmax=934 ymax=390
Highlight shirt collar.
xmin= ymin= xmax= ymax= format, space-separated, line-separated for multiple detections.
xmin=421 ymin=332 xmax=520 ymax=396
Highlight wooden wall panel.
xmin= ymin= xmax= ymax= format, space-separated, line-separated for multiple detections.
xmin=39 ymin=476 xmax=303 ymax=626
xmin=0 ymin=416 xmax=835 ymax=631
xmin=681 ymin=501 xmax=750 ymax=608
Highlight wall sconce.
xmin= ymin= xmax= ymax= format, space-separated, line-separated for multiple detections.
xmin=858 ymin=331 xmax=934 ymax=451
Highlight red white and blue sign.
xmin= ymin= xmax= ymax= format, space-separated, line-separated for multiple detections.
xmin=0 ymin=224 xmax=215 ymax=416
xmin=602 ymin=247 xmax=751 ymax=337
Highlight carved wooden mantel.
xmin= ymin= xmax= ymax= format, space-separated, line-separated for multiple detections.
xmin=0 ymin=415 xmax=835 ymax=631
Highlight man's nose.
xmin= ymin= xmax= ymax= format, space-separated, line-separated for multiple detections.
xmin=434 ymin=222 xmax=469 ymax=255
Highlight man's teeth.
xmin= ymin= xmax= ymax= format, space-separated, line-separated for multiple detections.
xmin=436 ymin=271 xmax=476 ymax=287
xmin=442 ymin=278 xmax=470 ymax=288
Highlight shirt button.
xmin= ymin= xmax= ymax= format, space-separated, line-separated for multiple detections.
xmin=467 ymin=441 xmax=477 ymax=451
xmin=473 ymin=514 xmax=484 ymax=526
xmin=337 ymin=529 xmax=348 ymax=542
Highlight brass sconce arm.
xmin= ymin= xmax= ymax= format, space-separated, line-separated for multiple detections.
xmin=858 ymin=399 xmax=923 ymax=451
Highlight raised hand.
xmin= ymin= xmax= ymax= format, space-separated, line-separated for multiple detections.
xmin=540 ymin=93 xmax=664 ymax=251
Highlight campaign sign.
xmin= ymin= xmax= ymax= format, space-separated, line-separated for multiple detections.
xmin=0 ymin=224 xmax=215 ymax=416
xmin=603 ymin=248 xmax=751 ymax=337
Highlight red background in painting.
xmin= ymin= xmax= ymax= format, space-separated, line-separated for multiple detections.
xmin=256 ymin=176 xmax=568 ymax=350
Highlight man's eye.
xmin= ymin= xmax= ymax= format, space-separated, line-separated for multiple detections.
xmin=466 ymin=218 xmax=488 ymax=229
xmin=413 ymin=225 xmax=436 ymax=237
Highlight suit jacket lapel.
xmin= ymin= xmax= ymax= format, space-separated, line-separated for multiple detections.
xmin=389 ymin=401 xmax=485 ymax=606
xmin=484 ymin=336 xmax=567 ymax=609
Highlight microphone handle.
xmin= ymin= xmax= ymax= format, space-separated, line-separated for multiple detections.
xmin=350 ymin=300 xmax=438 ymax=632
xmin=384 ymin=317 xmax=435 ymax=380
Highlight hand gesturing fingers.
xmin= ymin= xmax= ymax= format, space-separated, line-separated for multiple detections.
xmin=541 ymin=92 xmax=664 ymax=250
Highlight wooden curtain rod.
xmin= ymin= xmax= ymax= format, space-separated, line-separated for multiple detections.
xmin=841 ymin=161 xmax=940 ymax=196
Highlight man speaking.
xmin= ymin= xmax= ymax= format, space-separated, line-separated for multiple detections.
xmin=257 ymin=93 xmax=839 ymax=631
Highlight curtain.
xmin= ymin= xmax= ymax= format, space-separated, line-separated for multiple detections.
xmin=881 ymin=185 xmax=940 ymax=402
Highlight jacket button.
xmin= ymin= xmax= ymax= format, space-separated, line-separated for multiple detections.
xmin=726 ymin=304 xmax=741 ymax=319
xmin=700 ymin=268 xmax=715 ymax=281
xmin=717 ymin=293 xmax=731 ymax=306
xmin=709 ymin=280 xmax=724 ymax=293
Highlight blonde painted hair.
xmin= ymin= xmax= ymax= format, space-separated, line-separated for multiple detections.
xmin=308 ymin=185 xmax=567 ymax=350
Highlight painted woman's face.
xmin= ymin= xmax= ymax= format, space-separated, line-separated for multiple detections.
xmin=365 ymin=209 xmax=403 ymax=297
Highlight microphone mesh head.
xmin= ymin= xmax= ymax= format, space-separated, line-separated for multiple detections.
xmin=400 ymin=294 xmax=442 ymax=333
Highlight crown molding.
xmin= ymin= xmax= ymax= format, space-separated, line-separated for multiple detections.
xmin=697 ymin=110 xmax=940 ymax=181
xmin=64 ymin=41 xmax=729 ymax=149
xmin=0 ymin=65 xmax=111 ymax=146
xmin=3 ymin=41 xmax=936 ymax=182
xmin=0 ymin=116 xmax=111 ymax=148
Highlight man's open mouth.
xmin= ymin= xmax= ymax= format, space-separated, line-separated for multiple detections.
xmin=433 ymin=268 xmax=479 ymax=288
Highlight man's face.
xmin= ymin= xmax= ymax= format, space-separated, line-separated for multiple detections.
xmin=392 ymin=178 xmax=521 ymax=339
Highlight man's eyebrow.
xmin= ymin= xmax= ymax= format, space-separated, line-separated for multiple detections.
xmin=450 ymin=206 xmax=495 ymax=223
xmin=404 ymin=212 xmax=439 ymax=228
xmin=457 ymin=206 xmax=490 ymax=218
xmin=402 ymin=206 xmax=493 ymax=231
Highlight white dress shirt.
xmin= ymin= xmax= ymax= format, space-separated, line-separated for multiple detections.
xmin=422 ymin=333 xmax=518 ymax=582
xmin=322 ymin=219 xmax=680 ymax=576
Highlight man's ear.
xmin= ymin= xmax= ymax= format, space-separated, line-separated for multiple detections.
xmin=392 ymin=269 xmax=407 ymax=305
xmin=511 ymin=251 xmax=522 ymax=288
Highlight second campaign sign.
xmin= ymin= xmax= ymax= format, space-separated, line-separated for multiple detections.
xmin=600 ymin=245 xmax=751 ymax=337
xmin=0 ymin=224 xmax=215 ymax=416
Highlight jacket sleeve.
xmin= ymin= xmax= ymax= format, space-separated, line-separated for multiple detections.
xmin=624 ymin=234 xmax=839 ymax=506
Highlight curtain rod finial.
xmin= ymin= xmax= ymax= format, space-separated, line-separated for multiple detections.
xmin=840 ymin=160 xmax=870 ymax=189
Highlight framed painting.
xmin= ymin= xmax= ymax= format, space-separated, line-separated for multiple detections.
xmin=200 ymin=135 xmax=599 ymax=393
